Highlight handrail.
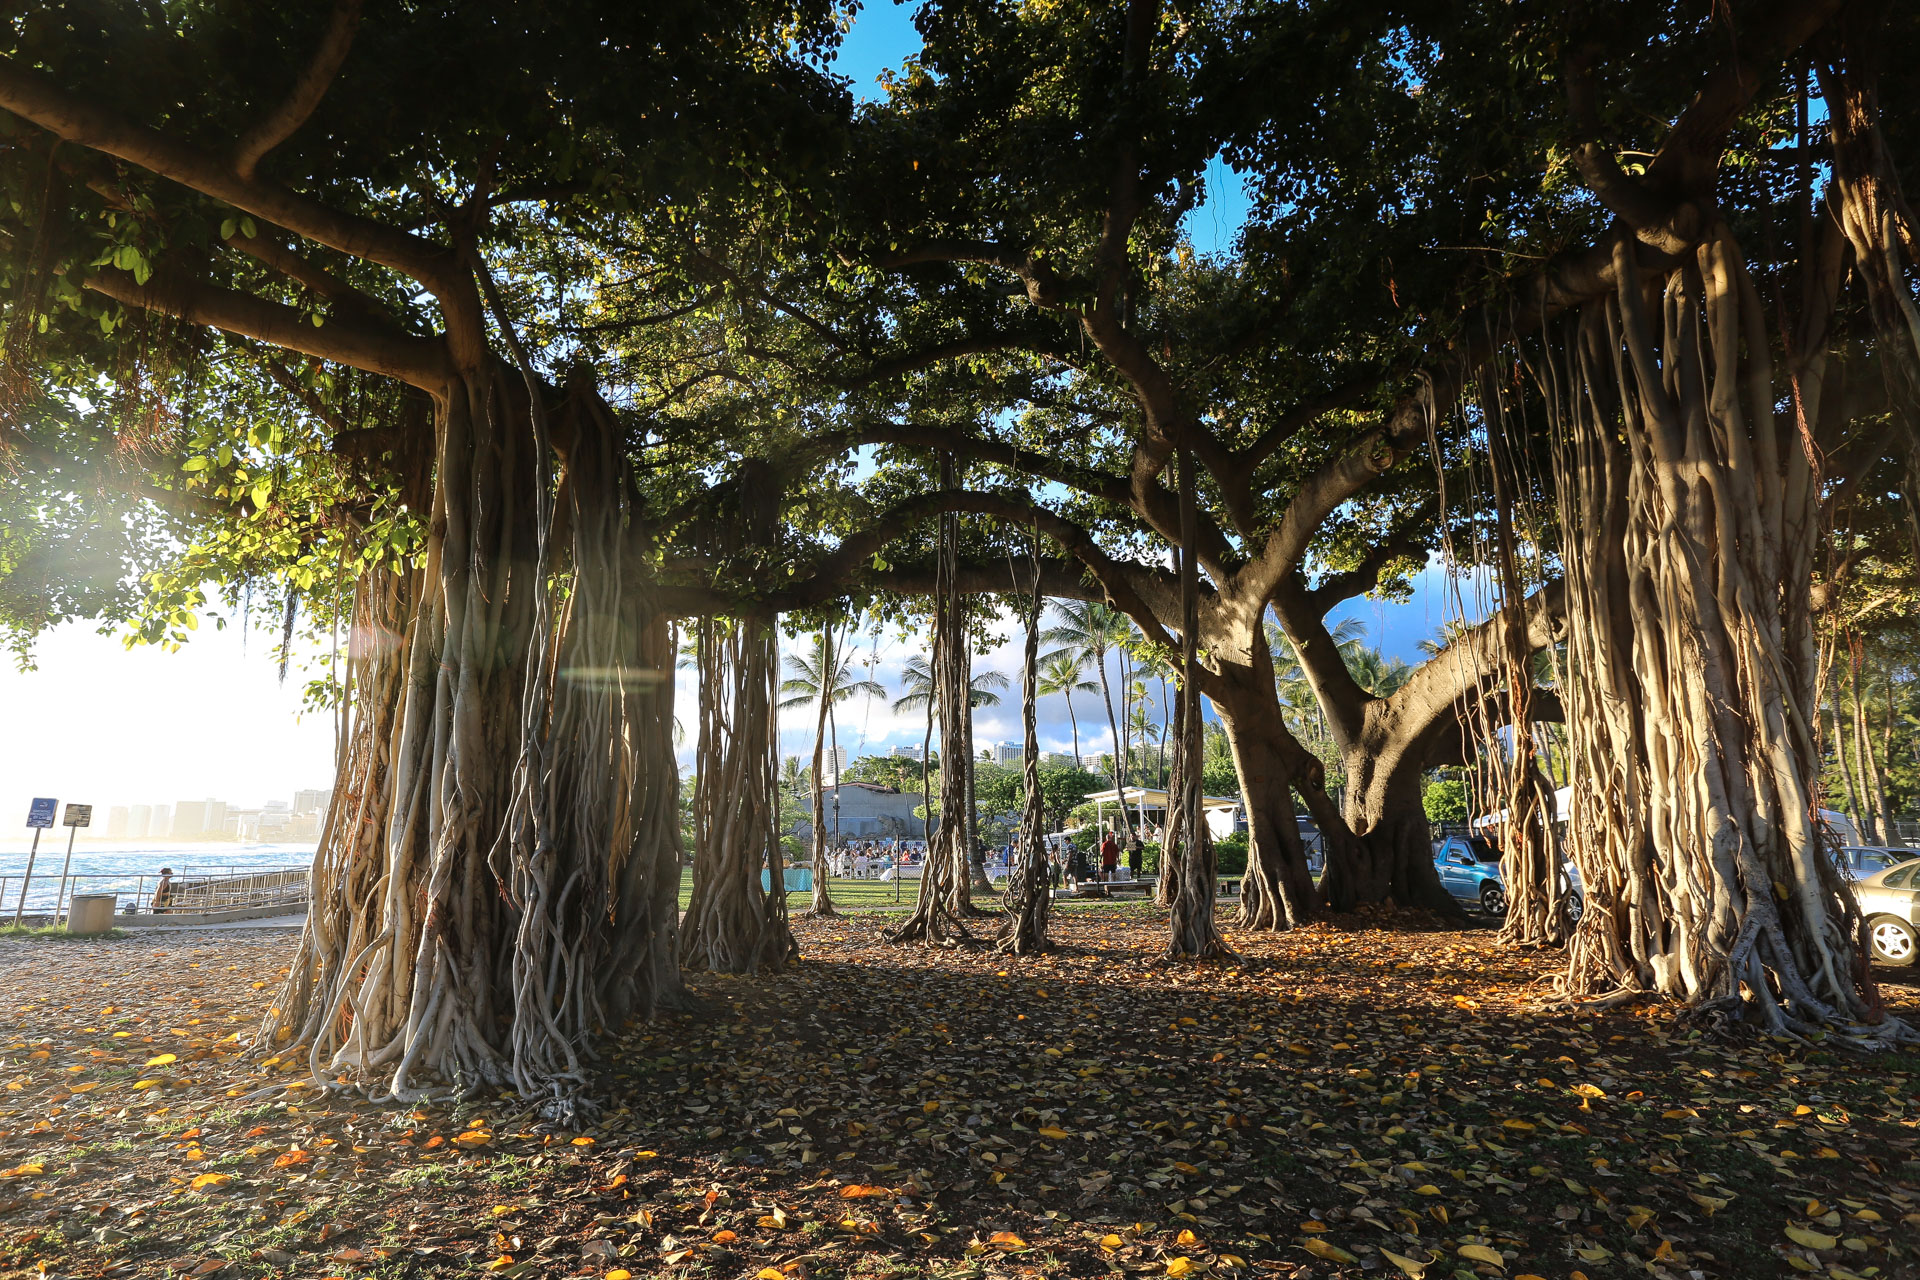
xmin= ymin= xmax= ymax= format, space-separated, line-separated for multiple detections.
xmin=0 ymin=865 xmax=310 ymax=923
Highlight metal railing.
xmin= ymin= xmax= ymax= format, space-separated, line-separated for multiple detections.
xmin=0 ymin=866 xmax=309 ymax=924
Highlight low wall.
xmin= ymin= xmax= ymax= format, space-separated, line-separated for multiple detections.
xmin=9 ymin=903 xmax=309 ymax=930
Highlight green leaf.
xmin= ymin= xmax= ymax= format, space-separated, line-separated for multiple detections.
xmin=182 ymin=457 xmax=209 ymax=473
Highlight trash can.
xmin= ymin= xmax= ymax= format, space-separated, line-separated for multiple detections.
xmin=66 ymin=894 xmax=116 ymax=934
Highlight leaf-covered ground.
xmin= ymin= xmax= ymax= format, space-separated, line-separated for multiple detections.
xmin=0 ymin=909 xmax=1916 ymax=1280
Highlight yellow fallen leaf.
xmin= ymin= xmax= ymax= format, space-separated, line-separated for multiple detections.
xmin=1381 ymin=1248 xmax=1432 ymax=1277
xmin=754 ymin=1271 xmax=783 ymax=1280
xmin=1300 ymin=1220 xmax=1330 ymax=1232
xmin=1175 ymin=1229 xmax=1200 ymax=1246
xmin=1301 ymin=1238 xmax=1358 ymax=1263
xmin=1165 ymin=1259 xmax=1199 ymax=1278
xmin=1571 ymin=1083 xmax=1605 ymax=1098
xmin=483 ymin=1256 xmax=514 ymax=1272
xmin=272 ymin=1149 xmax=310 ymax=1168
xmin=0 ymin=1163 xmax=43 ymax=1178
xmin=1217 ymin=1255 xmax=1246 ymax=1269
xmin=188 ymin=1172 xmax=232 ymax=1190
xmin=1172 ymin=1160 xmax=1200 ymax=1174
xmin=990 ymin=1231 xmax=1027 ymax=1248
xmin=1458 ymin=1243 xmax=1505 ymax=1267
xmin=1785 ymin=1225 xmax=1837 ymax=1250
xmin=452 ymin=1130 xmax=492 ymax=1149
xmin=1037 ymin=1126 xmax=1070 ymax=1139
xmin=1689 ymin=1192 xmax=1729 ymax=1214
xmin=609 ymin=1272 xmax=634 ymax=1280
xmin=1099 ymin=1234 xmax=1124 ymax=1249
xmin=839 ymin=1184 xmax=888 ymax=1199
xmin=571 ymin=1136 xmax=595 ymax=1146
xmin=1501 ymin=1119 xmax=1534 ymax=1131
xmin=490 ymin=1205 xmax=515 ymax=1216
xmin=1412 ymin=1184 xmax=1441 ymax=1196
xmin=145 ymin=1053 xmax=176 ymax=1067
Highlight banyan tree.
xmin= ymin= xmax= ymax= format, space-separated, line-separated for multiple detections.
xmin=5 ymin=0 xmax=1920 ymax=1112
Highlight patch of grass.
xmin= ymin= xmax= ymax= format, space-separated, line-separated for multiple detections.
xmin=0 ymin=924 xmax=127 ymax=939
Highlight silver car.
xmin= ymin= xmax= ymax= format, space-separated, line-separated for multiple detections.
xmin=1856 ymin=862 xmax=1920 ymax=966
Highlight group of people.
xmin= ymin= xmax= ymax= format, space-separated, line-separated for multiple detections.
xmin=1059 ymin=827 xmax=1145 ymax=887
xmin=828 ymin=840 xmax=920 ymax=879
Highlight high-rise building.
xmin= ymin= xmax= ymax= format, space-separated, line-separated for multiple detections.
xmin=173 ymin=800 xmax=206 ymax=839
xmin=890 ymin=744 xmax=924 ymax=761
xmin=128 ymin=805 xmax=151 ymax=839
xmin=204 ymin=800 xmax=229 ymax=838
xmin=993 ymin=742 xmax=1022 ymax=766
xmin=151 ymin=804 xmax=171 ymax=837
xmin=293 ymin=788 xmax=332 ymax=816
xmin=106 ymin=806 xmax=129 ymax=839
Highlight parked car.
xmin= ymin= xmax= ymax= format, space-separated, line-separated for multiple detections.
xmin=1856 ymin=862 xmax=1920 ymax=966
xmin=1836 ymin=846 xmax=1919 ymax=877
xmin=1432 ymin=834 xmax=1584 ymax=921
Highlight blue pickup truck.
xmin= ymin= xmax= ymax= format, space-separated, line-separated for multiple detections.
xmin=1432 ymin=834 xmax=1584 ymax=921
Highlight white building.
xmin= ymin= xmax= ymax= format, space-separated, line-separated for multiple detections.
xmin=790 ymin=782 xmax=929 ymax=843
xmin=151 ymin=804 xmax=171 ymax=837
xmin=993 ymin=742 xmax=1022 ymax=766
xmin=172 ymin=800 xmax=206 ymax=839
xmin=106 ymin=806 xmax=129 ymax=839
xmin=890 ymin=744 xmax=924 ymax=761
xmin=293 ymin=788 xmax=332 ymax=815
xmin=127 ymin=804 xmax=151 ymax=839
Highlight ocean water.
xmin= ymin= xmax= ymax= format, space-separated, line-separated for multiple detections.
xmin=0 ymin=841 xmax=315 ymax=913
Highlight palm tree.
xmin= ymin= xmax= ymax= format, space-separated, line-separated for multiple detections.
xmin=1036 ymin=651 xmax=1097 ymax=768
xmin=1043 ymin=600 xmax=1137 ymax=834
xmin=780 ymin=627 xmax=888 ymax=906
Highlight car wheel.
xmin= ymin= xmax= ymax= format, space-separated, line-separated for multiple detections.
xmin=1479 ymin=882 xmax=1507 ymax=917
xmin=1565 ymin=892 xmax=1585 ymax=926
xmin=1869 ymin=916 xmax=1917 ymax=967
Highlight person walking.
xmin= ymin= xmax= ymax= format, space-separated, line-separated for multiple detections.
xmin=1099 ymin=830 xmax=1119 ymax=882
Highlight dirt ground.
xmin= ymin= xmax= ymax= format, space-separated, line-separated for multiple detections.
xmin=0 ymin=909 xmax=1915 ymax=1279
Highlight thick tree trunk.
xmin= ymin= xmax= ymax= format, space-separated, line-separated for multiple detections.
xmin=269 ymin=372 xmax=688 ymax=1109
xmin=1547 ymin=229 xmax=1901 ymax=1042
xmin=1335 ymin=736 xmax=1463 ymax=919
xmin=1208 ymin=661 xmax=1318 ymax=928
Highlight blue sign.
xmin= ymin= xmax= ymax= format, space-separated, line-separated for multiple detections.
xmin=26 ymin=798 xmax=57 ymax=829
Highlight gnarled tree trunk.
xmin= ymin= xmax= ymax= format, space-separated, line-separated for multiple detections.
xmin=998 ymin=543 xmax=1052 ymax=954
xmin=1164 ymin=450 xmax=1234 ymax=961
xmin=267 ymin=364 xmax=687 ymax=1112
xmin=1548 ymin=229 xmax=1902 ymax=1043
xmin=1206 ymin=655 xmax=1319 ymax=928
xmin=682 ymin=613 xmax=798 ymax=974
xmin=888 ymin=482 xmax=974 ymax=946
